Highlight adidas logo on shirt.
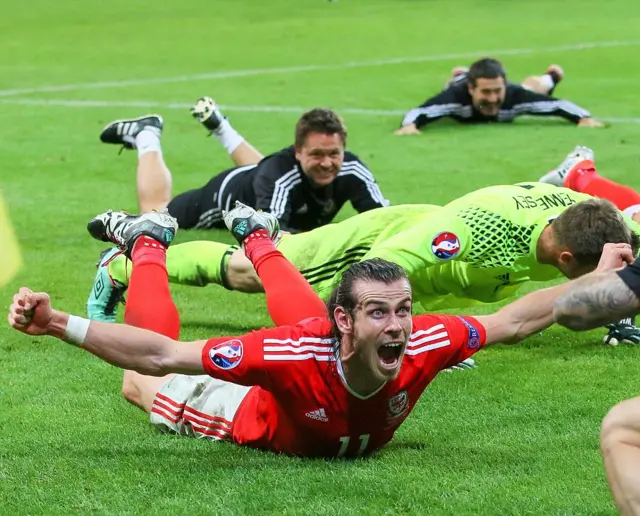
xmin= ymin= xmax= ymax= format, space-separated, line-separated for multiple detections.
xmin=305 ymin=408 xmax=328 ymax=423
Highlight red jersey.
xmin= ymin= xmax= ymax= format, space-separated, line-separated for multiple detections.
xmin=201 ymin=314 xmax=486 ymax=457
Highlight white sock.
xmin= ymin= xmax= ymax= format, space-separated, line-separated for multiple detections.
xmin=540 ymin=73 xmax=555 ymax=92
xmin=135 ymin=128 xmax=162 ymax=158
xmin=212 ymin=119 xmax=244 ymax=154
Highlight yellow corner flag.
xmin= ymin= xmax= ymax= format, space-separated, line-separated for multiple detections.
xmin=0 ymin=191 xmax=21 ymax=287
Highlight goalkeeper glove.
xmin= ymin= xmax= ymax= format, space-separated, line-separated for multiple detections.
xmin=603 ymin=317 xmax=640 ymax=346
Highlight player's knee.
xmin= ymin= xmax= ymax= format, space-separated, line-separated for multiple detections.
xmin=227 ymin=250 xmax=263 ymax=292
xmin=601 ymin=398 xmax=640 ymax=453
xmin=121 ymin=373 xmax=142 ymax=406
xmin=521 ymin=76 xmax=544 ymax=94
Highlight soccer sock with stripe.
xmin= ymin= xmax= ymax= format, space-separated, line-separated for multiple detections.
xmin=124 ymin=236 xmax=180 ymax=339
xmin=244 ymin=229 xmax=327 ymax=326
xmin=564 ymin=161 xmax=640 ymax=211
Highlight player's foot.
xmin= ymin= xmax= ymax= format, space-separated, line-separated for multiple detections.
xmin=191 ymin=96 xmax=226 ymax=132
xmin=545 ymin=64 xmax=564 ymax=95
xmin=87 ymin=248 xmax=128 ymax=322
xmin=546 ymin=64 xmax=564 ymax=83
xmin=99 ymin=115 xmax=163 ymax=150
xmin=87 ymin=210 xmax=178 ymax=258
xmin=223 ymin=201 xmax=280 ymax=245
xmin=539 ymin=145 xmax=595 ymax=186
xmin=442 ymin=357 xmax=477 ymax=372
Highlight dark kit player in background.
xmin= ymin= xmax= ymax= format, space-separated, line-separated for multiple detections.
xmin=396 ymin=58 xmax=603 ymax=135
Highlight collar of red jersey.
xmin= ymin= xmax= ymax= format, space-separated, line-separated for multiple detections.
xmin=336 ymin=354 xmax=388 ymax=400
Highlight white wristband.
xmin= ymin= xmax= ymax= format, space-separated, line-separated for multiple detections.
xmin=64 ymin=315 xmax=91 ymax=346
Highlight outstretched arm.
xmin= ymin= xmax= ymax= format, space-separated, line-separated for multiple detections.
xmin=396 ymin=88 xmax=463 ymax=134
xmin=476 ymin=243 xmax=634 ymax=344
xmin=511 ymin=86 xmax=600 ymax=125
xmin=475 ymin=283 xmax=572 ymax=345
xmin=8 ymin=289 xmax=205 ymax=376
xmin=554 ymin=272 xmax=640 ymax=331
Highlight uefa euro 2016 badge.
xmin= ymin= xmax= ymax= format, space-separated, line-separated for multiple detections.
xmin=209 ymin=339 xmax=244 ymax=370
xmin=387 ymin=391 xmax=409 ymax=417
xmin=457 ymin=317 xmax=481 ymax=350
xmin=431 ymin=232 xmax=461 ymax=260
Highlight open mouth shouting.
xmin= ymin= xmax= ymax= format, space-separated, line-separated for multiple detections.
xmin=377 ymin=341 xmax=405 ymax=374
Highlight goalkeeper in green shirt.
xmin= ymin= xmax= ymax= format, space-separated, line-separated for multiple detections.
xmin=88 ymin=182 xmax=639 ymax=327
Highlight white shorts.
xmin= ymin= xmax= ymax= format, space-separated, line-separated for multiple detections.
xmin=150 ymin=375 xmax=252 ymax=441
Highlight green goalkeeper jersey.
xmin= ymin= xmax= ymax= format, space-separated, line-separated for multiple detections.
xmin=161 ymin=182 xmax=640 ymax=311
xmin=364 ymin=182 xmax=640 ymax=309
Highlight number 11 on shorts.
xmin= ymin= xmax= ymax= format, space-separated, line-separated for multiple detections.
xmin=337 ymin=434 xmax=370 ymax=457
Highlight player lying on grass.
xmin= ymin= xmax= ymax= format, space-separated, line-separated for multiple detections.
xmin=99 ymin=100 xmax=387 ymax=233
xmin=396 ymin=58 xmax=602 ymax=135
xmin=552 ymin=248 xmax=640 ymax=515
xmin=9 ymin=204 xmax=633 ymax=457
xmin=89 ymin=181 xmax=640 ymax=339
xmin=541 ymin=145 xmax=640 ymax=345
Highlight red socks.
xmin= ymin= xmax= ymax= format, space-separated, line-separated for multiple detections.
xmin=124 ymin=236 xmax=180 ymax=340
xmin=244 ymin=230 xmax=327 ymax=326
xmin=565 ymin=160 xmax=640 ymax=211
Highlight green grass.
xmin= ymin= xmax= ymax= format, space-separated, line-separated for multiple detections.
xmin=2 ymin=0 xmax=640 ymax=513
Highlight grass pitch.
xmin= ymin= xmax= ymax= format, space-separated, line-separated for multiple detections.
xmin=2 ymin=0 xmax=640 ymax=513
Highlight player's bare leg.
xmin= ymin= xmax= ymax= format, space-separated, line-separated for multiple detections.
xmin=99 ymin=115 xmax=172 ymax=213
xmin=87 ymin=208 xmax=181 ymax=413
xmin=521 ymin=64 xmax=563 ymax=95
xmin=191 ymin=97 xmax=263 ymax=167
xmin=226 ymin=249 xmax=264 ymax=292
xmin=601 ymin=396 xmax=640 ymax=515
xmin=136 ymin=152 xmax=172 ymax=213
xmin=121 ymin=373 xmax=174 ymax=412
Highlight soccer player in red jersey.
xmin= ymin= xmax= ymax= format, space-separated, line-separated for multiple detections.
xmin=8 ymin=204 xmax=633 ymax=458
